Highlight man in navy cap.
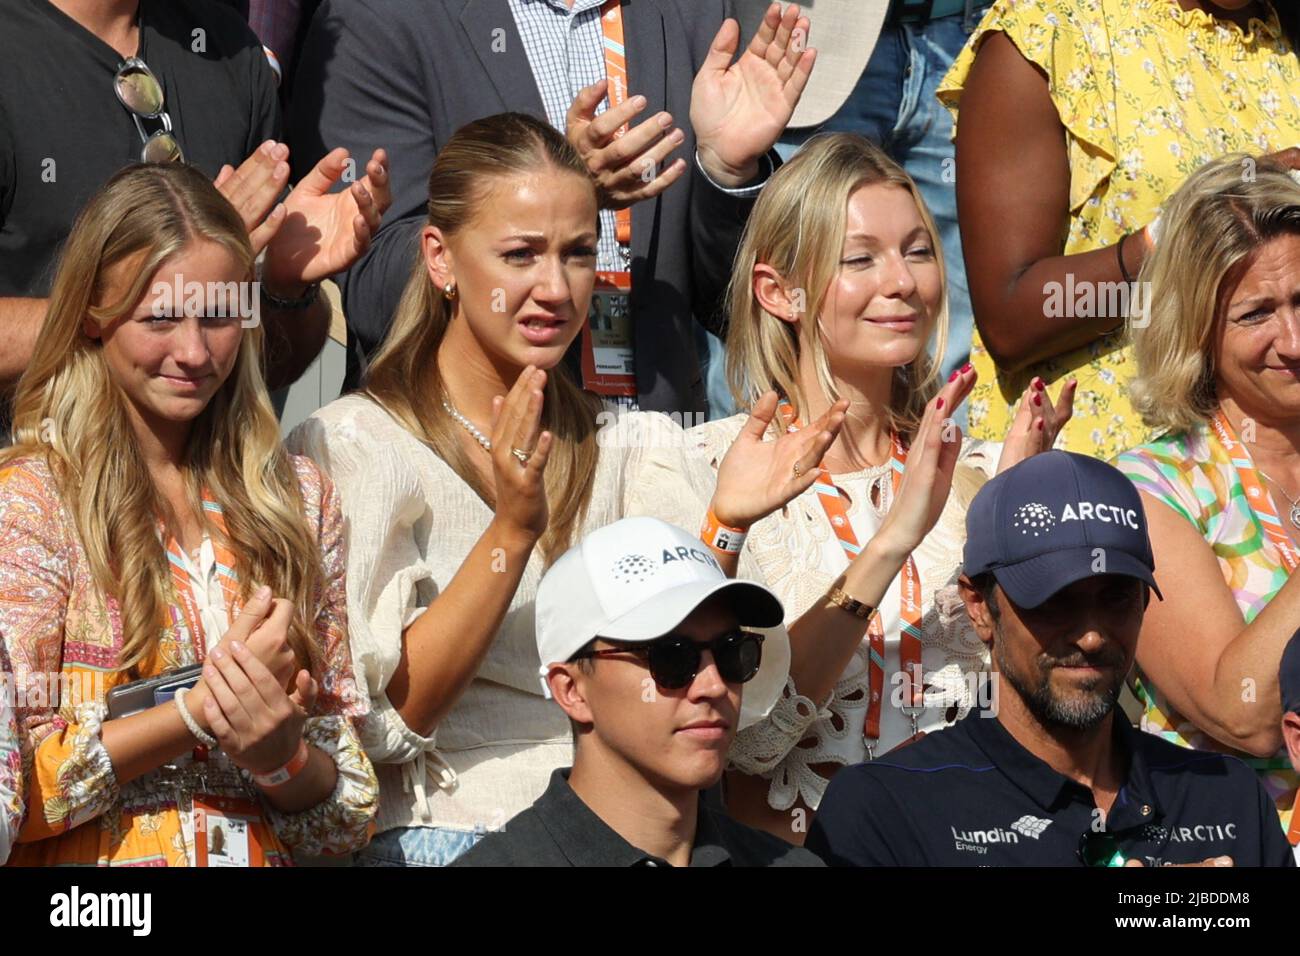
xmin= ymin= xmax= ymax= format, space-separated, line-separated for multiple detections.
xmin=808 ymin=451 xmax=1294 ymax=867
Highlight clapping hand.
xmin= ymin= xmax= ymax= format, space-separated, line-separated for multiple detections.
xmin=710 ymin=390 xmax=848 ymax=529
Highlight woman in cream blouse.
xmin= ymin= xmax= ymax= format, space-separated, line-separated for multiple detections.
xmin=288 ymin=114 xmax=844 ymax=866
xmin=672 ymin=134 xmax=1074 ymax=841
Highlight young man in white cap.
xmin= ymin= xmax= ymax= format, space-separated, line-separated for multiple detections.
xmin=455 ymin=516 xmax=822 ymax=867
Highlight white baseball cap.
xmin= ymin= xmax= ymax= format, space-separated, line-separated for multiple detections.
xmin=535 ymin=516 xmax=790 ymax=729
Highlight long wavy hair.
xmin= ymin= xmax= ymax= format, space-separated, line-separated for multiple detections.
xmin=724 ymin=133 xmax=948 ymax=441
xmin=363 ymin=113 xmax=602 ymax=563
xmin=2 ymin=163 xmax=320 ymax=675
xmin=1128 ymin=153 xmax=1300 ymax=434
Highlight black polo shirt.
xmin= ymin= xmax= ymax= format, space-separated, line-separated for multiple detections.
xmin=454 ymin=768 xmax=824 ymax=867
xmin=806 ymin=709 xmax=1295 ymax=867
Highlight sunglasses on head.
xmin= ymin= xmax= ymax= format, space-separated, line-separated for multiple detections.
xmin=114 ymin=56 xmax=184 ymax=163
xmin=572 ymin=628 xmax=764 ymax=690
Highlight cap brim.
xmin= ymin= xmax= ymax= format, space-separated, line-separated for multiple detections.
xmin=599 ymin=579 xmax=784 ymax=640
xmin=598 ymin=579 xmax=788 ymax=730
xmin=991 ymin=547 xmax=1163 ymax=609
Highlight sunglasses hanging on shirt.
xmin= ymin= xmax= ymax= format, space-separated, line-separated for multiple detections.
xmin=114 ymin=56 xmax=184 ymax=163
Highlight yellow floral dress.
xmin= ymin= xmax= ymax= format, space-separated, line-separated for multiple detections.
xmin=0 ymin=454 xmax=378 ymax=866
xmin=938 ymin=0 xmax=1300 ymax=458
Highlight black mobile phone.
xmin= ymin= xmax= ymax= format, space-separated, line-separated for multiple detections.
xmin=105 ymin=663 xmax=204 ymax=720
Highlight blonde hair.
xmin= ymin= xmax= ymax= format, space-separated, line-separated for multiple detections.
xmin=1130 ymin=153 xmax=1300 ymax=434
xmin=726 ymin=133 xmax=949 ymax=439
xmin=3 ymin=163 xmax=321 ymax=676
xmin=364 ymin=113 xmax=601 ymax=564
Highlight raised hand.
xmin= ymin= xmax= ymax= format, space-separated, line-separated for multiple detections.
xmin=566 ymin=79 xmax=689 ymax=209
xmin=214 ymin=140 xmax=292 ymax=255
xmin=710 ymin=390 xmax=848 ymax=529
xmin=690 ymin=3 xmax=816 ymax=187
xmin=261 ymin=147 xmax=391 ymax=296
xmin=488 ymin=366 xmax=554 ymax=547
xmin=872 ymin=365 xmax=977 ymax=558
xmin=996 ymin=376 xmax=1077 ymax=474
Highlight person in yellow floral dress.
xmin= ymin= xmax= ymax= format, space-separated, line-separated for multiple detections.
xmin=0 ymin=163 xmax=377 ymax=866
xmin=938 ymin=0 xmax=1300 ymax=459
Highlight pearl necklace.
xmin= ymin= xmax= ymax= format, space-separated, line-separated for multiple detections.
xmin=441 ymin=398 xmax=492 ymax=452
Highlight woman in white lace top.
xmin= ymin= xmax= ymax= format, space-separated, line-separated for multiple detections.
xmin=287 ymin=114 xmax=846 ymax=865
xmin=668 ymin=134 xmax=1076 ymax=841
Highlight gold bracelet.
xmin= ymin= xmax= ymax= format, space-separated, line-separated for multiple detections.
xmin=827 ymin=586 xmax=877 ymax=620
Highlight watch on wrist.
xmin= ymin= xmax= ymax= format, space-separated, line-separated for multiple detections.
xmin=260 ymin=281 xmax=321 ymax=311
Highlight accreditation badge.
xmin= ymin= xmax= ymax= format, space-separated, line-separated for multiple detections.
xmin=581 ymin=271 xmax=637 ymax=397
xmin=193 ymin=795 xmax=266 ymax=867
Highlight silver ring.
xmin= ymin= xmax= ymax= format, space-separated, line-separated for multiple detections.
xmin=510 ymin=447 xmax=531 ymax=464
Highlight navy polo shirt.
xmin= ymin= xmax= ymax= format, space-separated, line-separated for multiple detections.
xmin=807 ymin=709 xmax=1295 ymax=867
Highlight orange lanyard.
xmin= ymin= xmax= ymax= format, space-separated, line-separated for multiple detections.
xmin=776 ymin=400 xmax=925 ymax=750
xmin=599 ymin=0 xmax=632 ymax=249
xmin=1210 ymin=410 xmax=1300 ymax=573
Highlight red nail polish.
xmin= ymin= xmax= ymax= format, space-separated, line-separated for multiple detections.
xmin=1036 ymin=420 xmax=1045 ymax=431
xmin=1033 ymin=393 xmax=1042 ymax=406
xmin=936 ymin=397 xmax=944 ymax=410
xmin=948 ymin=369 xmax=959 ymax=383
xmin=961 ymin=362 xmax=973 ymax=373
xmin=1033 ymin=377 xmax=1045 ymax=390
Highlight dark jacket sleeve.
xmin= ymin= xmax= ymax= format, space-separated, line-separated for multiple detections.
xmin=287 ymin=0 xmax=432 ymax=357
xmin=678 ymin=0 xmax=772 ymax=339
xmin=805 ymin=767 xmax=909 ymax=867
xmin=246 ymin=26 xmax=283 ymax=149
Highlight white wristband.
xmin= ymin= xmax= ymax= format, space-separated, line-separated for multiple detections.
xmin=174 ymin=687 xmax=218 ymax=749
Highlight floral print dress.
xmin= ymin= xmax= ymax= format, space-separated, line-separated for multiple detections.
xmin=939 ymin=0 xmax=1300 ymax=459
xmin=0 ymin=454 xmax=378 ymax=865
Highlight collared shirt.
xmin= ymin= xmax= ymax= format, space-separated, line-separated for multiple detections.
xmin=453 ymin=768 xmax=824 ymax=867
xmin=175 ymin=534 xmax=231 ymax=649
xmin=507 ymin=0 xmax=768 ymax=274
xmin=807 ymin=708 xmax=1296 ymax=867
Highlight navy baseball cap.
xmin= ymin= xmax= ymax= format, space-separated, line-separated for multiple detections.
xmin=1279 ymin=629 xmax=1300 ymax=715
xmin=963 ymin=451 xmax=1163 ymax=609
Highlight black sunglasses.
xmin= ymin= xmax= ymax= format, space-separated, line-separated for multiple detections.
xmin=572 ymin=629 xmax=764 ymax=690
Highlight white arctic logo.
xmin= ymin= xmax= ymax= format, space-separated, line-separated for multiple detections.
xmin=1012 ymin=502 xmax=1055 ymax=537
xmin=1010 ymin=815 xmax=1053 ymax=839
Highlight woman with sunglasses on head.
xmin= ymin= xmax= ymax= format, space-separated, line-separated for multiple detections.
xmin=660 ymin=133 xmax=1074 ymax=842
xmin=287 ymin=112 xmax=843 ymax=867
xmin=0 ymin=163 xmax=377 ymax=866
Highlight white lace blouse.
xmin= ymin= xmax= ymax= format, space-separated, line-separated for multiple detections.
xmin=287 ymin=396 xmax=749 ymax=835
xmin=681 ymin=414 xmax=998 ymax=811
